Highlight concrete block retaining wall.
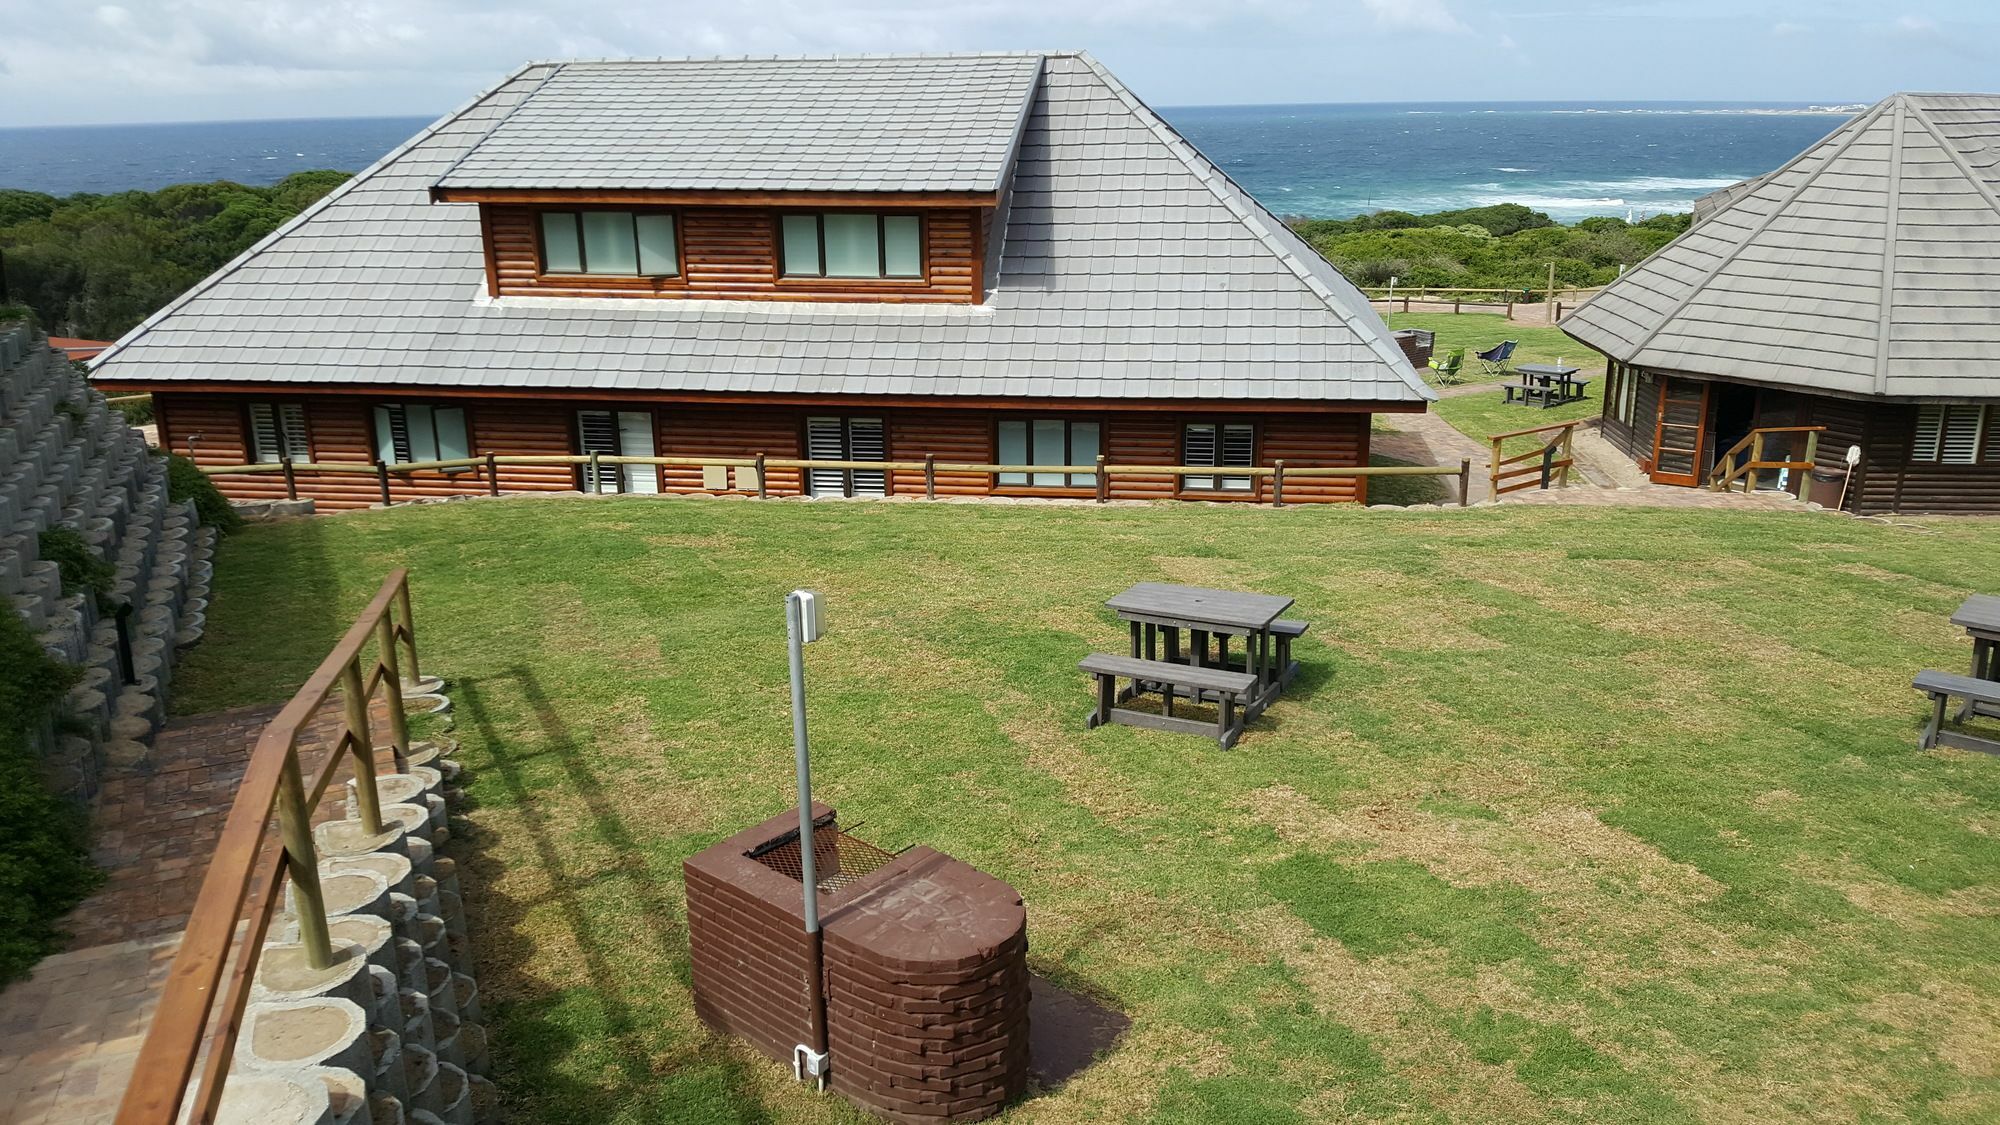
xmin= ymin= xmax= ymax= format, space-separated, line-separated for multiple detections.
xmin=686 ymin=806 xmax=1031 ymax=1123
xmin=217 ymin=727 xmax=495 ymax=1125
xmin=1 ymin=321 xmax=215 ymax=800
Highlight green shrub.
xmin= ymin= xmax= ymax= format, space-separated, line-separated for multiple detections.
xmin=0 ymin=608 xmax=95 ymax=983
xmin=163 ymin=451 xmax=243 ymax=534
xmin=37 ymin=528 xmax=116 ymax=611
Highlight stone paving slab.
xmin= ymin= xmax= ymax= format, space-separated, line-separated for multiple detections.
xmin=0 ymin=697 xmax=403 ymax=1124
xmin=0 ymin=935 xmax=178 ymax=1124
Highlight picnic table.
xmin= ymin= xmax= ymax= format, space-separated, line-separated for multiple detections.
xmin=1950 ymin=594 xmax=2000 ymax=720
xmin=1104 ymin=582 xmax=1295 ymax=717
xmin=1504 ymin=364 xmax=1592 ymax=409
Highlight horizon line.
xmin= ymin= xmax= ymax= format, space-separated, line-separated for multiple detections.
xmin=0 ymin=96 xmax=1873 ymax=131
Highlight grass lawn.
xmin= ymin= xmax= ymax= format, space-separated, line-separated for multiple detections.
xmin=1433 ymin=391 xmax=1602 ymax=461
xmin=1386 ymin=312 xmax=1599 ymax=389
xmin=176 ymin=498 xmax=2000 ymax=1123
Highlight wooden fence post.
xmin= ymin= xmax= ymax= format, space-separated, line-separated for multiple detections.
xmin=338 ymin=659 xmax=384 ymax=836
xmin=275 ymin=750 xmax=332 ymax=969
xmin=755 ymin=452 xmax=768 ymax=499
xmin=282 ymin=456 xmax=297 ymax=500
xmin=1095 ymin=455 xmax=1109 ymax=503
xmin=924 ymin=453 xmax=936 ymax=500
xmin=1488 ymin=437 xmax=1504 ymax=502
xmin=376 ymin=461 xmax=391 ymax=506
xmin=1459 ymin=458 xmax=1472 ymax=507
xmin=1748 ymin=432 xmax=1765 ymax=493
xmin=1271 ymin=460 xmax=1285 ymax=507
xmin=375 ymin=614 xmax=410 ymax=770
xmin=1452 ymin=298 xmax=1461 ymax=314
xmin=1560 ymin=426 xmax=1576 ymax=486
xmin=486 ymin=452 xmax=500 ymax=496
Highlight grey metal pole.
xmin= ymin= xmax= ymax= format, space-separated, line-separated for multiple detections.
xmin=786 ymin=592 xmax=819 ymax=933
xmin=785 ymin=590 xmax=830 ymax=1090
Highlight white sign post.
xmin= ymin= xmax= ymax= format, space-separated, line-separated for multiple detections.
xmin=785 ymin=589 xmax=830 ymax=1090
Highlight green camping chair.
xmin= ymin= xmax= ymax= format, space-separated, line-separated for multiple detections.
xmin=1428 ymin=347 xmax=1466 ymax=386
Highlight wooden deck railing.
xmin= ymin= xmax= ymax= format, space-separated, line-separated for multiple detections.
xmin=1707 ymin=426 xmax=1825 ymax=501
xmin=1488 ymin=421 xmax=1578 ymax=500
xmin=202 ymin=453 xmax=1478 ymax=507
xmin=114 ymin=571 xmax=424 ymax=1125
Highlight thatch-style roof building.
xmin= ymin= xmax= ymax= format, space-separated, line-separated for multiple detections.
xmin=1563 ymin=93 xmax=2000 ymax=513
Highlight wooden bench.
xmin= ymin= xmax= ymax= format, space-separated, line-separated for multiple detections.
xmin=1080 ymin=653 xmax=1260 ymax=750
xmin=1270 ymin=619 xmax=1308 ymax=686
xmin=1912 ymin=670 xmax=2000 ymax=754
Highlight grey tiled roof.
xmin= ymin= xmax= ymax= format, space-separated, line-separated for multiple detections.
xmin=1564 ymin=93 xmax=2000 ymax=399
xmin=94 ymin=53 xmax=1430 ymax=405
xmin=437 ymin=54 xmax=1044 ymax=193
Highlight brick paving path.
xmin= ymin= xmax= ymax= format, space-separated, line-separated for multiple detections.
xmin=0 ymin=696 xmax=403 ymax=1124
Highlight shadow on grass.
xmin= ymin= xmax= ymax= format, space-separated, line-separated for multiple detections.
xmin=454 ymin=666 xmax=780 ymax=1124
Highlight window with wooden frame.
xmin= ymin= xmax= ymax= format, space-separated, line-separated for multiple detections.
xmin=779 ymin=213 xmax=924 ymax=280
xmin=372 ymin=404 xmax=470 ymax=466
xmin=246 ymin=402 xmax=310 ymax=463
xmin=575 ymin=409 xmax=659 ymax=494
xmin=1181 ymin=422 xmax=1257 ymax=492
xmin=538 ymin=210 xmax=680 ymax=277
xmin=1912 ymin=404 xmax=1992 ymax=465
xmin=995 ymin=418 xmax=1100 ymax=488
xmin=804 ymin=416 xmax=887 ymax=497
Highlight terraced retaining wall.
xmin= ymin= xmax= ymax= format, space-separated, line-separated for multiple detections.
xmin=1 ymin=321 xmax=213 ymax=800
xmin=686 ymin=805 xmax=1031 ymax=1123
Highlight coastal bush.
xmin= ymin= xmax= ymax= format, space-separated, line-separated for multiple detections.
xmin=163 ymin=451 xmax=244 ymax=534
xmin=1293 ymin=204 xmax=1684 ymax=292
xmin=0 ymin=605 xmax=95 ymax=984
xmin=0 ymin=171 xmax=350 ymax=340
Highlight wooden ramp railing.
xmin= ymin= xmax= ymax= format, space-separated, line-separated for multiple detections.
xmin=114 ymin=571 xmax=425 ymax=1125
xmin=1707 ymin=426 xmax=1825 ymax=501
xmin=1488 ymin=421 xmax=1577 ymax=500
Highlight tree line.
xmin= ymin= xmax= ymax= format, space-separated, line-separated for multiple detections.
xmin=0 ymin=171 xmax=350 ymax=341
xmin=2 ymin=178 xmax=1685 ymax=343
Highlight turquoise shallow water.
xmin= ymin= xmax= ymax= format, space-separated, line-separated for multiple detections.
xmin=0 ymin=101 xmax=1855 ymax=221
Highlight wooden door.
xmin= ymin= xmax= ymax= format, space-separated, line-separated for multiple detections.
xmin=1649 ymin=377 xmax=1711 ymax=486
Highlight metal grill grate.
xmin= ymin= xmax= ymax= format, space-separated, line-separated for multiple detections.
xmin=749 ymin=819 xmax=900 ymax=898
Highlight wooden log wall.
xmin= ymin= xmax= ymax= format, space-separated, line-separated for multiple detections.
xmin=1853 ymin=401 xmax=2000 ymax=515
xmin=484 ymin=205 xmax=983 ymax=304
xmin=158 ymin=392 xmax=1387 ymax=510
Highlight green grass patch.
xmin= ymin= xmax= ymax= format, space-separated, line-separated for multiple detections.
xmin=1387 ymin=311 xmax=1599 ymax=388
xmin=172 ymin=499 xmax=2000 ymax=1122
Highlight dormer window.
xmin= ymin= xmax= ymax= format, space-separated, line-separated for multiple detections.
xmin=780 ymin=213 xmax=923 ymax=280
xmin=539 ymin=210 xmax=680 ymax=276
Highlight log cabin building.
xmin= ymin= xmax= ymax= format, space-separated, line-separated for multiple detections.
xmin=91 ymin=53 xmax=1433 ymax=509
xmin=1562 ymin=93 xmax=2000 ymax=514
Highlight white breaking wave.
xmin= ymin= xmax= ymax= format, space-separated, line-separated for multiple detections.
xmin=1577 ymin=175 xmax=1741 ymax=192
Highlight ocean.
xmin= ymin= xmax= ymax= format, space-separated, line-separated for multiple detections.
xmin=0 ymin=102 xmax=1856 ymax=222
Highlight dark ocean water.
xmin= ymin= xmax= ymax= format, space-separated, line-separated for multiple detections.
xmin=0 ymin=102 xmax=1856 ymax=221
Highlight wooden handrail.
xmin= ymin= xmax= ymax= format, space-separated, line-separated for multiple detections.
xmin=1708 ymin=425 xmax=1826 ymax=501
xmin=115 ymin=571 xmax=423 ymax=1125
xmin=1487 ymin=421 xmax=1577 ymax=500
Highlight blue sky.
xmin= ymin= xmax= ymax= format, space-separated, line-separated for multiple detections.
xmin=0 ymin=0 xmax=1993 ymax=126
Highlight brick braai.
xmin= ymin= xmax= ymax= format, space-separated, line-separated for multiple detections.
xmin=685 ymin=805 xmax=1030 ymax=1122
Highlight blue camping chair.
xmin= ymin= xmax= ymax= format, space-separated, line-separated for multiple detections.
xmin=1476 ymin=340 xmax=1518 ymax=377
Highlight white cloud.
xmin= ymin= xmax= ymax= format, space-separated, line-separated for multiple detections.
xmin=1771 ymin=21 xmax=1808 ymax=37
xmin=1894 ymin=14 xmax=1938 ymax=33
xmin=1357 ymin=0 xmax=1471 ymax=35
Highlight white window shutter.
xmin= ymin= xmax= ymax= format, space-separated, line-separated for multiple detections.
xmin=277 ymin=404 xmax=309 ymax=461
xmin=806 ymin=416 xmax=847 ymax=496
xmin=616 ymin=411 xmax=658 ymax=493
xmin=1913 ymin=405 xmax=1943 ymax=462
xmin=577 ymin=410 xmax=621 ymax=492
xmin=848 ymin=418 xmax=887 ymax=496
xmin=1940 ymin=405 xmax=1984 ymax=465
xmin=249 ymin=403 xmax=282 ymax=463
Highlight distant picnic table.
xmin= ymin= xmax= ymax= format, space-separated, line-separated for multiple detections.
xmin=1950 ymin=594 xmax=2000 ymax=720
xmin=1504 ymin=364 xmax=1592 ymax=409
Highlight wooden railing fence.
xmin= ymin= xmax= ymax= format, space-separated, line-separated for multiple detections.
xmin=114 ymin=571 xmax=426 ymax=1125
xmin=1488 ymin=421 xmax=1577 ymax=500
xmin=204 ymin=453 xmax=1478 ymax=508
xmin=1707 ymin=426 xmax=1825 ymax=501
xmin=1362 ymin=285 xmax=1602 ymax=318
